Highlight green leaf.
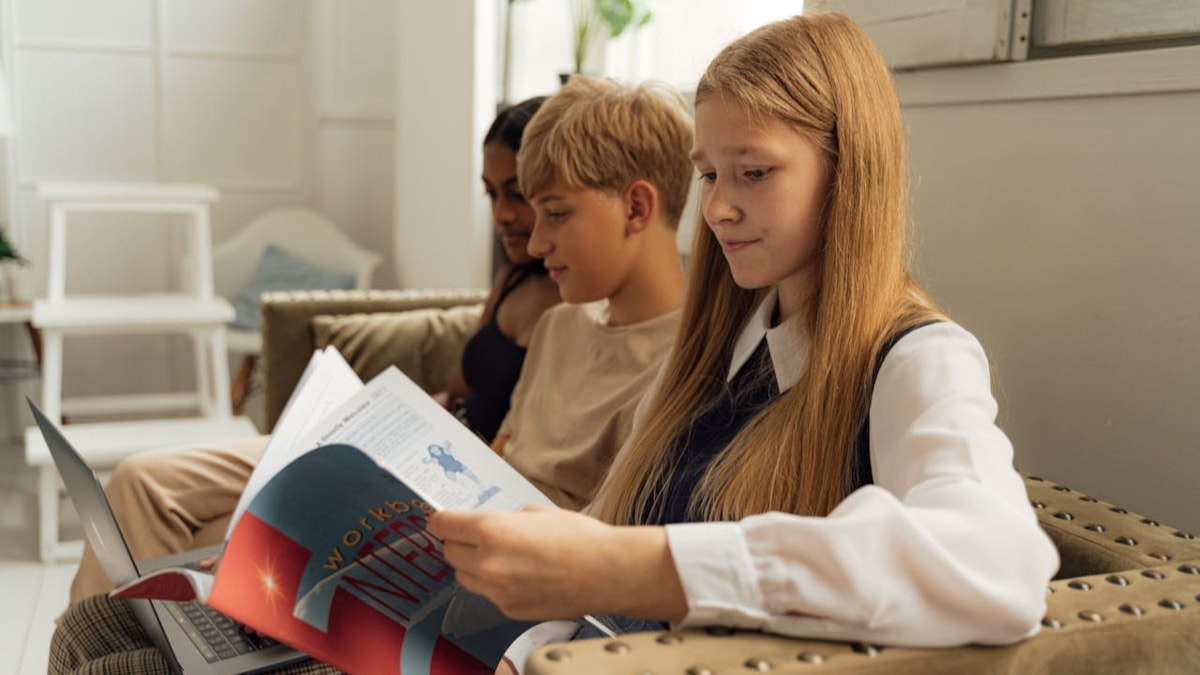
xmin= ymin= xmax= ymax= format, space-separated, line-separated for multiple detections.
xmin=0 ymin=226 xmax=27 ymax=265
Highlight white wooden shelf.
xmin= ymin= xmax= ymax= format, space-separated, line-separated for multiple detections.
xmin=25 ymin=417 xmax=258 ymax=468
xmin=33 ymin=295 xmax=234 ymax=331
xmin=36 ymin=182 xmax=220 ymax=204
xmin=27 ymin=181 xmax=245 ymax=562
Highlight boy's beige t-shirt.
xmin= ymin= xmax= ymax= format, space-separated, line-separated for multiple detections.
xmin=498 ymin=300 xmax=681 ymax=510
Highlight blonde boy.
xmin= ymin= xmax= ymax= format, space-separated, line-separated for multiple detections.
xmin=491 ymin=76 xmax=693 ymax=509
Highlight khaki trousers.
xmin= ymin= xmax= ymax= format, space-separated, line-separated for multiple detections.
xmin=69 ymin=435 xmax=270 ymax=606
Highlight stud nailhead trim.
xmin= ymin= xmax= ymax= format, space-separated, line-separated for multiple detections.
xmin=604 ymin=641 xmax=629 ymax=654
xmin=744 ymin=658 xmax=772 ymax=671
xmin=851 ymin=643 xmax=881 ymax=657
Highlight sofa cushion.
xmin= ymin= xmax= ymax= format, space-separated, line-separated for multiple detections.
xmin=232 ymin=245 xmax=357 ymax=330
xmin=311 ymin=304 xmax=483 ymax=394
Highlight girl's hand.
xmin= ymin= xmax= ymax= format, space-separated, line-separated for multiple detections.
xmin=428 ymin=505 xmax=687 ymax=622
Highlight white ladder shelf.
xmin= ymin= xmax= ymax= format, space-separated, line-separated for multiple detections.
xmin=26 ymin=182 xmax=257 ymax=562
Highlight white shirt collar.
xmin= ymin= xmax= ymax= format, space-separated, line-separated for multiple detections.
xmin=726 ymin=287 xmax=810 ymax=393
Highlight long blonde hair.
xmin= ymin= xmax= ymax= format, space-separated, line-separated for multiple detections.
xmin=594 ymin=13 xmax=944 ymax=525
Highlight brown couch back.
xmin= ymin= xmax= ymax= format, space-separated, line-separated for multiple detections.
xmin=260 ymin=288 xmax=489 ymax=430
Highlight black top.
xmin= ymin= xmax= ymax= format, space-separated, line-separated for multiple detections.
xmin=459 ymin=264 xmax=543 ymax=442
xmin=644 ymin=321 xmax=939 ymax=526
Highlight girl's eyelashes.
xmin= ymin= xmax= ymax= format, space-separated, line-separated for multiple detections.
xmin=694 ymin=167 xmax=771 ymax=183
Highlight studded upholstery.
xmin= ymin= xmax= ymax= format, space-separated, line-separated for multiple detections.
xmin=525 ymin=476 xmax=1200 ymax=674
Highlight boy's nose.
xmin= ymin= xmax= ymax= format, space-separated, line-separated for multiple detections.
xmin=527 ymin=219 xmax=551 ymax=258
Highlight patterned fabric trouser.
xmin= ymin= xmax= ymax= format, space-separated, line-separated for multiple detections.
xmin=50 ymin=594 xmax=342 ymax=675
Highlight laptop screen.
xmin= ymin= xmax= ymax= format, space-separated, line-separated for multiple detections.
xmin=29 ymin=402 xmax=144 ymax=587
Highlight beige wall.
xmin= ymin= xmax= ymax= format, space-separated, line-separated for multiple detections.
xmin=899 ymin=50 xmax=1200 ymax=533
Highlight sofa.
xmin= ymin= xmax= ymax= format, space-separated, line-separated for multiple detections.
xmin=259 ymin=289 xmax=1200 ymax=675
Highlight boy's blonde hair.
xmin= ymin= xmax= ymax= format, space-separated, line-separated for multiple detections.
xmin=517 ymin=76 xmax=694 ymax=228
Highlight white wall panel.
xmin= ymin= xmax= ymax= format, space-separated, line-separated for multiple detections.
xmin=162 ymin=58 xmax=301 ymax=187
xmin=207 ymin=191 xmax=306 ymax=244
xmin=314 ymin=0 xmax=394 ymax=118
xmin=165 ymin=0 xmax=296 ymax=55
xmin=15 ymin=51 xmax=156 ymax=179
xmin=14 ymin=0 xmax=153 ymax=47
xmin=903 ymin=86 xmax=1200 ymax=534
xmin=314 ymin=125 xmax=394 ymax=288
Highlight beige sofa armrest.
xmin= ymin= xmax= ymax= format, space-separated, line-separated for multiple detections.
xmin=527 ymin=557 xmax=1200 ymax=674
xmin=527 ymin=475 xmax=1200 ymax=675
xmin=260 ymin=288 xmax=488 ymax=431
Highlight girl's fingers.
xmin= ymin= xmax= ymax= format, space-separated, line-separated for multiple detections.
xmin=440 ymin=539 xmax=480 ymax=568
xmin=428 ymin=510 xmax=483 ymax=543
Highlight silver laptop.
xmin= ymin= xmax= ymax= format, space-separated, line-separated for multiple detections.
xmin=29 ymin=401 xmax=310 ymax=674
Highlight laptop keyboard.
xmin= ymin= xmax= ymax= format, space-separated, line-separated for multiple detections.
xmin=164 ymin=601 xmax=279 ymax=663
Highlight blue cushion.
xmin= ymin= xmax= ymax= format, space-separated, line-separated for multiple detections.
xmin=230 ymin=244 xmax=356 ymax=330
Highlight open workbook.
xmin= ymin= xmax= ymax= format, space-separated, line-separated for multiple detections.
xmin=111 ymin=347 xmax=569 ymax=675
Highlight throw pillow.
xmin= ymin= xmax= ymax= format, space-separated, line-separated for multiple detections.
xmin=311 ymin=304 xmax=484 ymax=393
xmin=231 ymin=245 xmax=356 ymax=331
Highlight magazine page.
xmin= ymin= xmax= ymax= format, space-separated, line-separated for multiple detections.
xmin=227 ymin=347 xmax=364 ymax=535
xmin=208 ymin=443 xmax=532 ymax=675
xmin=295 ymin=366 xmax=552 ymax=513
xmin=111 ymin=566 xmax=215 ymax=604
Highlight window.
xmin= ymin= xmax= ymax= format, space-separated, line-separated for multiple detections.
xmin=503 ymin=0 xmax=803 ymax=102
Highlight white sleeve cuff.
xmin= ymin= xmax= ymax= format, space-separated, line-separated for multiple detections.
xmin=665 ymin=521 xmax=769 ymax=629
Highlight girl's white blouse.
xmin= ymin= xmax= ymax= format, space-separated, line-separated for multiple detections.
xmin=506 ymin=291 xmax=1059 ymax=669
xmin=665 ymin=292 xmax=1058 ymax=647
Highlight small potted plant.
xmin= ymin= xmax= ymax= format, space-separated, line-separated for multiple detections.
xmin=0 ymin=225 xmax=28 ymax=303
xmin=565 ymin=0 xmax=653 ymax=82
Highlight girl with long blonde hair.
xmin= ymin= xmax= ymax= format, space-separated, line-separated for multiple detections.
xmin=431 ymin=12 xmax=1057 ymax=662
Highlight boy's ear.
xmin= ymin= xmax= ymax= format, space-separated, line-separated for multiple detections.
xmin=623 ymin=180 xmax=657 ymax=235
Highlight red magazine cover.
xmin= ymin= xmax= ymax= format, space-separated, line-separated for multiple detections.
xmin=114 ymin=359 xmax=552 ymax=674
